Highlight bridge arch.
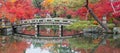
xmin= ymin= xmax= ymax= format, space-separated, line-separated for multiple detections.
xmin=13 ymin=18 xmax=76 ymax=37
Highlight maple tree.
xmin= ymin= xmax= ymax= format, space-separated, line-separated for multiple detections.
xmin=112 ymin=0 xmax=120 ymax=17
xmin=88 ymin=0 xmax=120 ymax=20
xmin=0 ymin=0 xmax=119 ymax=22
xmin=88 ymin=0 xmax=112 ymax=20
xmin=76 ymin=7 xmax=88 ymax=20
xmin=0 ymin=0 xmax=38 ymax=23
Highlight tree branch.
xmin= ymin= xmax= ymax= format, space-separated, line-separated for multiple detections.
xmin=85 ymin=0 xmax=110 ymax=53
xmin=85 ymin=0 xmax=109 ymax=32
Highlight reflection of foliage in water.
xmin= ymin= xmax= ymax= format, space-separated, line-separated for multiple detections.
xmin=26 ymin=26 xmax=35 ymax=31
xmin=31 ymin=40 xmax=72 ymax=53
xmin=53 ymin=43 xmax=72 ymax=53
xmin=68 ymin=37 xmax=98 ymax=49
xmin=33 ymin=42 xmax=42 ymax=48
xmin=0 ymin=36 xmax=29 ymax=53
xmin=110 ymin=38 xmax=120 ymax=48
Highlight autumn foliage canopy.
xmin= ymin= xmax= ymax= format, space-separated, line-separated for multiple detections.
xmin=0 ymin=0 xmax=38 ymax=23
xmin=0 ymin=0 xmax=120 ymax=22
xmin=89 ymin=0 xmax=120 ymax=20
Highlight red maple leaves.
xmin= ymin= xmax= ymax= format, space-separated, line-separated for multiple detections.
xmin=76 ymin=7 xmax=88 ymax=20
xmin=89 ymin=0 xmax=112 ymax=20
xmin=0 ymin=0 xmax=120 ymax=22
xmin=87 ymin=0 xmax=120 ymax=20
xmin=0 ymin=0 xmax=38 ymax=23
xmin=112 ymin=1 xmax=120 ymax=17
xmin=66 ymin=0 xmax=120 ymax=20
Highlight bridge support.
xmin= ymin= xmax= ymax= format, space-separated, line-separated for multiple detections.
xmin=35 ymin=25 xmax=38 ymax=37
xmin=12 ymin=25 xmax=16 ymax=35
xmin=59 ymin=25 xmax=61 ymax=37
xmin=37 ymin=25 xmax=40 ymax=36
xmin=59 ymin=25 xmax=63 ymax=37
xmin=61 ymin=25 xmax=63 ymax=37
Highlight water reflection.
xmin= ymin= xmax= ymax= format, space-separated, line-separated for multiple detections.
xmin=0 ymin=33 xmax=120 ymax=53
xmin=0 ymin=36 xmax=29 ymax=53
xmin=24 ymin=38 xmax=72 ymax=53
xmin=0 ymin=36 xmax=73 ymax=53
xmin=26 ymin=44 xmax=49 ymax=53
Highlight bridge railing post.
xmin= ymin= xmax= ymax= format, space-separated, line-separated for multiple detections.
xmin=35 ymin=25 xmax=38 ymax=37
xmin=59 ymin=25 xmax=61 ymax=37
xmin=59 ymin=25 xmax=64 ymax=37
xmin=61 ymin=25 xmax=63 ymax=37
xmin=37 ymin=25 xmax=40 ymax=36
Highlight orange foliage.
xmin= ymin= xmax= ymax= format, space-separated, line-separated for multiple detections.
xmin=9 ymin=0 xmax=17 ymax=3
xmin=93 ymin=21 xmax=99 ymax=25
xmin=41 ymin=0 xmax=54 ymax=8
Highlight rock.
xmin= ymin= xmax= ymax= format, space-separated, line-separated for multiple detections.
xmin=113 ymin=27 xmax=120 ymax=34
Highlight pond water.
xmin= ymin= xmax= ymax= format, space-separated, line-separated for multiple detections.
xmin=0 ymin=34 xmax=120 ymax=53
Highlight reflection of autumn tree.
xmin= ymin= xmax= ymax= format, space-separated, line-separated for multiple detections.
xmin=42 ymin=43 xmax=54 ymax=48
xmin=6 ymin=41 xmax=29 ymax=53
xmin=0 ymin=37 xmax=29 ymax=53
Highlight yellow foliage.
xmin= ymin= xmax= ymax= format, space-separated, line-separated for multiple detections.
xmin=9 ymin=0 xmax=17 ymax=3
xmin=47 ymin=0 xmax=54 ymax=3
xmin=42 ymin=0 xmax=54 ymax=8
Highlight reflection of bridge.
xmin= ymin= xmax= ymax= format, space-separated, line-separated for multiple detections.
xmin=13 ymin=18 xmax=76 ymax=37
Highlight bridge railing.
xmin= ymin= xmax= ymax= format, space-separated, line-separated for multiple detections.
xmin=16 ymin=18 xmax=76 ymax=26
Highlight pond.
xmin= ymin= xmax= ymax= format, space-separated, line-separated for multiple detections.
xmin=0 ymin=33 xmax=120 ymax=53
